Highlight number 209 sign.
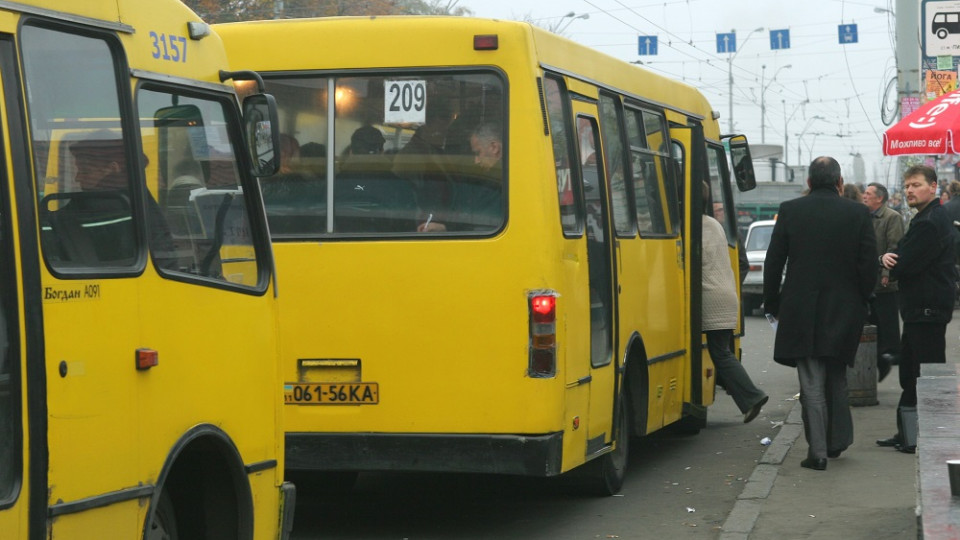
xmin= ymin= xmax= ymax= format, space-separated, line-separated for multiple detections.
xmin=384 ymin=80 xmax=427 ymax=124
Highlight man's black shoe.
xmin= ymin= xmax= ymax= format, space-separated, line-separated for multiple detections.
xmin=801 ymin=457 xmax=828 ymax=470
xmin=876 ymin=435 xmax=902 ymax=447
xmin=827 ymin=449 xmax=844 ymax=458
xmin=895 ymin=443 xmax=916 ymax=454
xmin=878 ymin=353 xmax=893 ymax=382
xmin=743 ymin=395 xmax=769 ymax=424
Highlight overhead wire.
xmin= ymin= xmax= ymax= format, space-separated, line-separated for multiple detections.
xmin=580 ymin=0 xmax=887 ymax=147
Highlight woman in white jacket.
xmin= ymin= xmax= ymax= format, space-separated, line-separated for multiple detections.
xmin=702 ymin=183 xmax=769 ymax=423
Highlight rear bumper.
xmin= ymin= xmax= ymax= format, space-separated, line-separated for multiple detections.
xmin=286 ymin=431 xmax=564 ymax=476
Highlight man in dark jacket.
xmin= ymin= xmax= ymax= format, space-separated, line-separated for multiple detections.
xmin=862 ymin=182 xmax=904 ymax=380
xmin=763 ymin=156 xmax=877 ymax=471
xmin=877 ymin=165 xmax=958 ymax=454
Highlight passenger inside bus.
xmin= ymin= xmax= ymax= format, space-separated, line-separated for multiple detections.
xmin=335 ymin=124 xmax=416 ymax=232
xmin=418 ymin=121 xmax=503 ymax=233
xmin=261 ymin=133 xmax=327 ymax=234
xmin=39 ymin=135 xmax=138 ymax=266
xmin=393 ymin=100 xmax=455 ymax=214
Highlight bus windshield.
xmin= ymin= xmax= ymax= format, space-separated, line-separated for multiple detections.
xmin=259 ymin=71 xmax=506 ymax=237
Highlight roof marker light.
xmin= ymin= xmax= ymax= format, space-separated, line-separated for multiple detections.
xmin=474 ymin=34 xmax=499 ymax=50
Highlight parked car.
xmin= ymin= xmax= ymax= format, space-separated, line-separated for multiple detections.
xmin=741 ymin=219 xmax=776 ymax=314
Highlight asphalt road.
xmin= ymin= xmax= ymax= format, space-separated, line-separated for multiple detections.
xmin=290 ymin=315 xmax=800 ymax=539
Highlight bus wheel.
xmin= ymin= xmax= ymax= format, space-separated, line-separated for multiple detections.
xmin=585 ymin=392 xmax=631 ymax=496
xmin=146 ymin=490 xmax=179 ymax=540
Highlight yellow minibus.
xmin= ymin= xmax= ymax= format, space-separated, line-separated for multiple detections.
xmin=218 ymin=16 xmax=755 ymax=495
xmin=0 ymin=0 xmax=294 ymax=537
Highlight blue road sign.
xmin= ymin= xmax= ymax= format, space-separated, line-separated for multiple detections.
xmin=770 ymin=29 xmax=791 ymax=50
xmin=717 ymin=32 xmax=736 ymax=53
xmin=638 ymin=35 xmax=658 ymax=55
xmin=838 ymin=23 xmax=858 ymax=44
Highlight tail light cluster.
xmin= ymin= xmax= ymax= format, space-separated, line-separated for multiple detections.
xmin=528 ymin=291 xmax=558 ymax=377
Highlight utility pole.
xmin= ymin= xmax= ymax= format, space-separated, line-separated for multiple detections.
xmin=726 ymin=27 xmax=764 ymax=133
xmin=894 ymin=0 xmax=921 ymax=181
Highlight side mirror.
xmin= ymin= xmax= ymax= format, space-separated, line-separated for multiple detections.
xmin=242 ymin=93 xmax=280 ymax=177
xmin=723 ymin=134 xmax=757 ymax=192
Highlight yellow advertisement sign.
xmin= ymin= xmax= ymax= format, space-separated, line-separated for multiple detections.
xmin=926 ymin=70 xmax=958 ymax=99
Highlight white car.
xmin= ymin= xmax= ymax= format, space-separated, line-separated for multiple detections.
xmin=741 ymin=219 xmax=776 ymax=314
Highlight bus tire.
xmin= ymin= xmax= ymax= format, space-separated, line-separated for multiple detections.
xmin=146 ymin=489 xmax=179 ymax=540
xmin=584 ymin=391 xmax=631 ymax=496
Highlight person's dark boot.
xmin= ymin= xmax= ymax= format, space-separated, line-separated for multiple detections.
xmin=801 ymin=457 xmax=827 ymax=470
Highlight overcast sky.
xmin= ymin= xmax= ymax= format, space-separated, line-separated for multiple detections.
xmin=465 ymin=0 xmax=900 ymax=186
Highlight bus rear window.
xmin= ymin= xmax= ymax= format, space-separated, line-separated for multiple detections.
xmin=260 ymin=71 xmax=506 ymax=238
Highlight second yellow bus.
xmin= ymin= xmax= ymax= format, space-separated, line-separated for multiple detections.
xmin=218 ymin=16 xmax=755 ymax=495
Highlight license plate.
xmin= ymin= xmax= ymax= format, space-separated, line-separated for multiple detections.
xmin=284 ymin=382 xmax=379 ymax=405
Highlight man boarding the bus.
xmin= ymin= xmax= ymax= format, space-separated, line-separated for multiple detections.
xmin=763 ymin=156 xmax=877 ymax=471
xmin=701 ymin=183 xmax=768 ymax=423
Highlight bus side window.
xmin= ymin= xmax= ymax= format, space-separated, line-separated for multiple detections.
xmin=641 ymin=110 xmax=680 ymax=235
xmin=623 ymin=108 xmax=662 ymax=234
xmin=21 ymin=26 xmax=140 ymax=272
xmin=598 ymin=93 xmax=635 ymax=237
xmin=137 ymin=88 xmax=262 ymax=286
xmin=544 ymin=75 xmax=582 ymax=236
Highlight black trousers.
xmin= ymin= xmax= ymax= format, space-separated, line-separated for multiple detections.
xmin=898 ymin=321 xmax=947 ymax=409
xmin=868 ymin=291 xmax=901 ymax=359
xmin=705 ymin=329 xmax=766 ymax=414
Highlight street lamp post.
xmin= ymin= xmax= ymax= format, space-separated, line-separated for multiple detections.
xmin=760 ymin=64 xmax=791 ymax=143
xmin=782 ymin=100 xmax=808 ymax=168
xmin=796 ymin=115 xmax=825 ymax=165
xmin=726 ymin=26 xmax=764 ymax=133
xmin=554 ymin=11 xmax=589 ymax=34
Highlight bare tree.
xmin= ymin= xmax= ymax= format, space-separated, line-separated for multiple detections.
xmin=182 ymin=0 xmax=471 ymax=22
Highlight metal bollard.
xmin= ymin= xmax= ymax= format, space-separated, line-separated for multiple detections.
xmin=847 ymin=324 xmax=878 ymax=406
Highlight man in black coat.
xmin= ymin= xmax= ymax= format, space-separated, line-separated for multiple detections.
xmin=877 ymin=165 xmax=957 ymax=454
xmin=763 ymin=156 xmax=877 ymax=471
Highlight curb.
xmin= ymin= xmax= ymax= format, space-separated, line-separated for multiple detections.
xmin=718 ymin=398 xmax=803 ymax=540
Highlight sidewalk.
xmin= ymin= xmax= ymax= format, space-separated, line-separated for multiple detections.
xmin=719 ymin=315 xmax=960 ymax=540
xmin=720 ymin=363 xmax=932 ymax=539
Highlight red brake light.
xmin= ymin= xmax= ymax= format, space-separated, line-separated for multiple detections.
xmin=531 ymin=295 xmax=556 ymax=323
xmin=474 ymin=34 xmax=499 ymax=50
xmin=528 ymin=292 xmax=557 ymax=378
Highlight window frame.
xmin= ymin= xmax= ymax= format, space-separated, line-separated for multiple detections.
xmin=260 ymin=67 xmax=509 ymax=241
xmin=597 ymin=91 xmax=637 ymax=238
xmin=134 ymin=79 xmax=272 ymax=294
xmin=705 ymin=140 xmax=738 ymax=246
xmin=622 ymin=103 xmax=680 ymax=239
xmin=21 ymin=20 xmax=148 ymax=279
xmin=543 ymin=72 xmax=585 ymax=239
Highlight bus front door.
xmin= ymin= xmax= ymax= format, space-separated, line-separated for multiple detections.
xmin=0 ymin=29 xmax=25 ymax=535
xmin=573 ymin=111 xmax=617 ymax=455
xmin=670 ymin=124 xmax=713 ymax=415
